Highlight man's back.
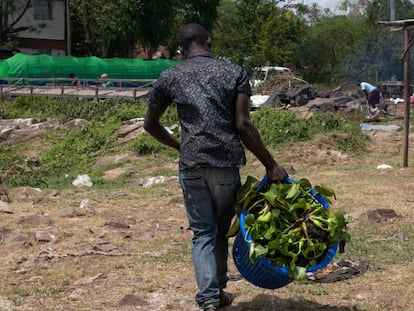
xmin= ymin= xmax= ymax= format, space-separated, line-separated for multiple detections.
xmin=148 ymin=51 xmax=251 ymax=169
xmin=360 ymin=81 xmax=376 ymax=94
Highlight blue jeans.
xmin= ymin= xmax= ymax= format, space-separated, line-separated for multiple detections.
xmin=179 ymin=167 xmax=240 ymax=309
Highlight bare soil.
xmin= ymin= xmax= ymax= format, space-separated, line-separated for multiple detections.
xmin=0 ymin=104 xmax=414 ymax=311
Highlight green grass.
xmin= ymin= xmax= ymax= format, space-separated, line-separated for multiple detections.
xmin=1 ymin=97 xmax=367 ymax=189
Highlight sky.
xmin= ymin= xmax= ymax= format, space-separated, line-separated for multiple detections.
xmin=299 ymin=0 xmax=347 ymax=12
xmin=299 ymin=0 xmax=414 ymax=15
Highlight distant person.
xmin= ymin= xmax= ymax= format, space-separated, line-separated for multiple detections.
xmin=100 ymin=73 xmax=114 ymax=87
xmin=357 ymin=80 xmax=380 ymax=108
xmin=69 ymin=73 xmax=79 ymax=86
xmin=357 ymin=79 xmax=381 ymax=119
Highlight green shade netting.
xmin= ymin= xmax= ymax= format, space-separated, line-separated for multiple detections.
xmin=0 ymin=53 xmax=182 ymax=80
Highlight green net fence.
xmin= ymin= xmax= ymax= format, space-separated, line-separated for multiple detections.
xmin=0 ymin=53 xmax=182 ymax=84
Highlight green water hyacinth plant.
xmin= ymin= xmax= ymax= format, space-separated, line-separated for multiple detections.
xmin=227 ymin=176 xmax=352 ymax=281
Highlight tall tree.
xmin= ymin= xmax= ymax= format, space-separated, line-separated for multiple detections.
xmin=213 ymin=0 xmax=306 ymax=70
xmin=70 ymin=0 xmax=143 ymax=57
xmin=296 ymin=16 xmax=364 ymax=82
xmin=356 ymin=0 xmax=414 ymax=82
xmin=178 ymin=0 xmax=219 ymax=31
xmin=212 ymin=0 xmax=270 ymax=68
xmin=134 ymin=0 xmax=177 ymax=59
xmin=70 ymin=0 xmax=220 ymax=59
xmin=162 ymin=0 xmax=220 ymax=59
xmin=254 ymin=4 xmax=307 ymax=68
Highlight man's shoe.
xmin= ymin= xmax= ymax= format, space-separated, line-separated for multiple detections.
xmin=219 ymin=290 xmax=234 ymax=307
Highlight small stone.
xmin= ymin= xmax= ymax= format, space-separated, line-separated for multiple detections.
xmin=35 ymin=231 xmax=56 ymax=242
xmin=69 ymin=288 xmax=89 ymax=300
xmin=118 ymin=294 xmax=146 ymax=306
xmin=104 ymin=221 xmax=130 ymax=229
xmin=356 ymin=292 xmax=374 ymax=300
xmin=0 ymin=201 xmax=12 ymax=213
xmin=18 ymin=214 xmax=52 ymax=226
xmin=89 ymin=228 xmax=108 ymax=238
xmin=93 ymin=242 xmax=119 ymax=252
xmin=4 ymin=233 xmax=30 ymax=244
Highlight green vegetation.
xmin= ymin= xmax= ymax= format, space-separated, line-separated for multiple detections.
xmin=0 ymin=97 xmax=368 ymax=188
xmin=251 ymin=106 xmax=368 ymax=153
xmin=0 ymin=96 xmax=147 ymax=122
xmin=229 ymin=176 xmax=350 ymax=281
xmin=6 ymin=0 xmax=413 ymax=83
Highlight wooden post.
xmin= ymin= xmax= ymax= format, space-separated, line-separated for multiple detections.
xmin=403 ymin=29 xmax=411 ymax=167
xmin=378 ymin=19 xmax=414 ymax=167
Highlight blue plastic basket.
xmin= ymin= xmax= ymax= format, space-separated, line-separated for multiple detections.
xmin=232 ymin=176 xmax=339 ymax=289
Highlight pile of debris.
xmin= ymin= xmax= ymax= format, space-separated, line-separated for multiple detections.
xmin=250 ymin=72 xmax=364 ymax=113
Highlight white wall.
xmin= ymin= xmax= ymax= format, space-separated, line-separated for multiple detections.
xmin=18 ymin=48 xmax=65 ymax=56
xmin=15 ymin=0 xmax=66 ymax=40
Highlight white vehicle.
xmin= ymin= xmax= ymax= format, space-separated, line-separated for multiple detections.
xmin=250 ymin=66 xmax=291 ymax=88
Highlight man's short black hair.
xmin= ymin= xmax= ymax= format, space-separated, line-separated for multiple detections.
xmin=179 ymin=23 xmax=209 ymax=51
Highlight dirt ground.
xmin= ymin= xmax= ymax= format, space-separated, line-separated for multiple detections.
xmin=1 ymin=103 xmax=414 ymax=311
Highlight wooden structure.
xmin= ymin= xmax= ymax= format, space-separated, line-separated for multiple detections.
xmin=378 ymin=19 xmax=414 ymax=167
xmin=0 ymin=77 xmax=153 ymax=101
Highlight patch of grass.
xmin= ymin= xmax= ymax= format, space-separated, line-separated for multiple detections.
xmin=346 ymin=223 xmax=414 ymax=265
xmin=252 ymin=108 xmax=313 ymax=145
xmin=0 ymin=96 xmax=149 ymax=122
xmin=1 ymin=97 xmax=368 ymax=190
xmin=252 ymin=107 xmax=367 ymax=154
xmin=0 ymin=286 xmax=31 ymax=297
xmin=127 ymin=132 xmax=170 ymax=155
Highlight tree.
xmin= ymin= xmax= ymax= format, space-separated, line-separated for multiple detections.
xmin=296 ymin=16 xmax=364 ymax=82
xmin=70 ymin=0 xmax=220 ymax=59
xmin=177 ymin=0 xmax=219 ymax=31
xmin=292 ymin=0 xmax=414 ymax=83
xmin=162 ymin=0 xmax=220 ymax=59
xmin=254 ymin=4 xmax=307 ymax=68
xmin=0 ymin=0 xmax=44 ymax=50
xmin=70 ymin=0 xmax=143 ymax=57
xmin=134 ymin=0 xmax=177 ymax=59
xmin=211 ymin=0 xmax=243 ymax=64
xmin=212 ymin=0 xmax=276 ymax=68
xmin=356 ymin=0 xmax=414 ymax=82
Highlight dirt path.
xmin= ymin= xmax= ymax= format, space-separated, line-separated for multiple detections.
xmin=1 ymin=109 xmax=414 ymax=310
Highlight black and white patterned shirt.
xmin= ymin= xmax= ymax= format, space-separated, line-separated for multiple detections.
xmin=147 ymin=51 xmax=252 ymax=170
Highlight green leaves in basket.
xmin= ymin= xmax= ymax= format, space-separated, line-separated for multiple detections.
xmin=232 ymin=176 xmax=352 ymax=281
xmin=288 ymin=264 xmax=307 ymax=281
xmin=234 ymin=175 xmax=260 ymax=214
xmin=314 ymin=184 xmax=336 ymax=204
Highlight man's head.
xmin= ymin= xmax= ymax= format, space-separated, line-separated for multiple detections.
xmin=356 ymin=79 xmax=362 ymax=86
xmin=179 ymin=23 xmax=210 ymax=56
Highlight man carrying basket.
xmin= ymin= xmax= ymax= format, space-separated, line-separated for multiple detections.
xmin=144 ymin=23 xmax=288 ymax=310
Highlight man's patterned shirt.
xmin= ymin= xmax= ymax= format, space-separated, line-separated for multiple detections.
xmin=147 ymin=51 xmax=252 ymax=170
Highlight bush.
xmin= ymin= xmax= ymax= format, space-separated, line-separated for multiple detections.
xmin=252 ymin=108 xmax=314 ymax=146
